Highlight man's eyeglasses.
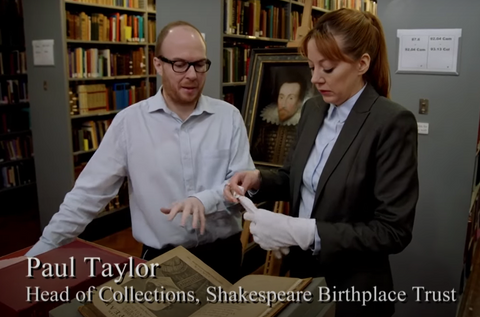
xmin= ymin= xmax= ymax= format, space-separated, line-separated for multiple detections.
xmin=158 ymin=56 xmax=211 ymax=73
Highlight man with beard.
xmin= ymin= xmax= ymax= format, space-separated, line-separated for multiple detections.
xmin=20 ymin=21 xmax=255 ymax=283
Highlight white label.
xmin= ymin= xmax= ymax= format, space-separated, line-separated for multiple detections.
xmin=32 ymin=39 xmax=55 ymax=66
xmin=418 ymin=122 xmax=429 ymax=135
xmin=397 ymin=29 xmax=461 ymax=74
xmin=400 ymin=35 xmax=429 ymax=69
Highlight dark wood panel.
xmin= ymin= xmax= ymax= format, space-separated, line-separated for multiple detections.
xmin=458 ymin=249 xmax=480 ymax=315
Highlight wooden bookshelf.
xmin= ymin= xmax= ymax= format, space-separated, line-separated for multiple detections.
xmin=64 ymin=0 xmax=146 ymax=13
xmin=0 ymin=182 xmax=36 ymax=194
xmin=0 ymin=157 xmax=33 ymax=167
xmin=65 ymin=40 xmax=146 ymax=45
xmin=21 ymin=0 xmax=157 ymax=239
xmin=65 ymin=0 xmax=157 ymax=228
xmin=223 ymin=82 xmax=247 ymax=87
xmin=459 ymin=113 xmax=480 ymax=303
xmin=223 ymin=34 xmax=290 ymax=43
xmin=221 ymin=0 xmax=377 ymax=111
xmin=71 ymin=109 xmax=119 ymax=119
xmin=458 ymin=245 xmax=480 ymax=316
xmin=68 ymin=75 xmax=154 ymax=81
xmin=0 ymin=0 xmax=37 ymax=200
xmin=0 ymin=102 xmax=29 ymax=108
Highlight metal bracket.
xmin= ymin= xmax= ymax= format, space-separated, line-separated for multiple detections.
xmin=419 ymin=99 xmax=429 ymax=114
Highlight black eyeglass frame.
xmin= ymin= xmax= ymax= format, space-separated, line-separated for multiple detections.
xmin=158 ymin=55 xmax=212 ymax=73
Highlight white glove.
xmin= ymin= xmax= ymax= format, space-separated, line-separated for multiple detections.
xmin=236 ymin=195 xmax=290 ymax=259
xmin=244 ymin=207 xmax=316 ymax=252
xmin=234 ymin=192 xmax=315 ymax=255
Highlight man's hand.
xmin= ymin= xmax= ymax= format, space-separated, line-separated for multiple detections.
xmin=224 ymin=169 xmax=262 ymax=203
xmin=161 ymin=197 xmax=206 ymax=234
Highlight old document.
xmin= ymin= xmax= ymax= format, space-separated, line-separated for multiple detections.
xmin=84 ymin=247 xmax=311 ymax=317
xmin=90 ymin=246 xmax=231 ymax=317
xmin=190 ymin=275 xmax=311 ymax=317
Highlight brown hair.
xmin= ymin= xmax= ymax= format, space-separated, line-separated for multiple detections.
xmin=155 ymin=21 xmax=206 ymax=56
xmin=300 ymin=8 xmax=390 ymax=98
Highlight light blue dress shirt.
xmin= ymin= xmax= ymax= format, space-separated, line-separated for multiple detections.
xmin=26 ymin=88 xmax=255 ymax=256
xmin=300 ymin=84 xmax=366 ymax=254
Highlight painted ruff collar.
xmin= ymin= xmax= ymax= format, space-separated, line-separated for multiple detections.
xmin=260 ymin=103 xmax=302 ymax=126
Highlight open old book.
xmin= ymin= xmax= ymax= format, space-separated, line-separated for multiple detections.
xmin=78 ymin=246 xmax=312 ymax=317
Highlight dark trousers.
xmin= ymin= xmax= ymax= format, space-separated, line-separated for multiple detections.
xmin=141 ymin=232 xmax=243 ymax=284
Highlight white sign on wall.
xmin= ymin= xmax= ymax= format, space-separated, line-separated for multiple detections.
xmin=32 ymin=39 xmax=55 ymax=66
xmin=396 ymin=29 xmax=462 ymax=75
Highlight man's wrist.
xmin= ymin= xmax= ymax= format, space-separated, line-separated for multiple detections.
xmin=253 ymin=169 xmax=262 ymax=190
xmin=190 ymin=193 xmax=213 ymax=214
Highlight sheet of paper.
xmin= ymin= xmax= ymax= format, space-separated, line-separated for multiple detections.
xmin=91 ymin=246 xmax=232 ymax=317
xmin=397 ymin=29 xmax=462 ymax=75
xmin=0 ymin=256 xmax=27 ymax=270
xmin=190 ymin=275 xmax=307 ymax=317
xmin=32 ymin=39 xmax=55 ymax=66
xmin=88 ymin=247 xmax=310 ymax=317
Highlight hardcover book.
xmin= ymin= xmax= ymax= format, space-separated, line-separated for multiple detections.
xmin=76 ymin=246 xmax=330 ymax=317
xmin=0 ymin=239 xmax=144 ymax=317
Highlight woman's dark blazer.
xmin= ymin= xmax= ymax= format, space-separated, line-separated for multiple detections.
xmin=253 ymin=83 xmax=419 ymax=317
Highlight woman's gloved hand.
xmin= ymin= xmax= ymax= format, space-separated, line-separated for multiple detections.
xmin=233 ymin=191 xmax=315 ymax=257
xmin=243 ymin=205 xmax=315 ymax=252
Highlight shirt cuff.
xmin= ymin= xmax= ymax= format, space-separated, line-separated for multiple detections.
xmin=311 ymin=225 xmax=321 ymax=255
xmin=191 ymin=191 xmax=217 ymax=215
xmin=24 ymin=240 xmax=58 ymax=257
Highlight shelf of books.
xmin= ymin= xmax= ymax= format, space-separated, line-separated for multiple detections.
xmin=0 ymin=0 xmax=38 ymax=213
xmin=459 ymin=115 xmax=480 ymax=296
xmin=63 ymin=0 xmax=156 ymax=220
xmin=221 ymin=0 xmax=377 ymax=110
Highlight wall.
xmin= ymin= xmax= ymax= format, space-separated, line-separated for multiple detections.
xmin=23 ymin=0 xmax=73 ymax=229
xmin=378 ymin=0 xmax=480 ymax=316
xmin=155 ymin=0 xmax=223 ymax=99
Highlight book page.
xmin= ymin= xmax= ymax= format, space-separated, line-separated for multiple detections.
xmin=189 ymin=275 xmax=311 ymax=317
xmin=90 ymin=246 xmax=232 ymax=317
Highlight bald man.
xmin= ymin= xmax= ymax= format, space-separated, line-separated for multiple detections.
xmin=23 ymin=21 xmax=255 ymax=283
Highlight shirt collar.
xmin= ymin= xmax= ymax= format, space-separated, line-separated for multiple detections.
xmin=328 ymin=83 xmax=367 ymax=122
xmin=147 ymin=85 xmax=215 ymax=115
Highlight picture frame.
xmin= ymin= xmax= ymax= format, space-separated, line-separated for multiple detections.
xmin=241 ymin=47 xmax=319 ymax=169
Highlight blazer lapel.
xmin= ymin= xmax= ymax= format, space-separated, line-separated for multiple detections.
xmin=291 ymin=98 xmax=329 ymax=217
xmin=311 ymin=84 xmax=379 ymax=215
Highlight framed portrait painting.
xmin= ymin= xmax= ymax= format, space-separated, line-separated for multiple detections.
xmin=241 ymin=47 xmax=319 ymax=169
